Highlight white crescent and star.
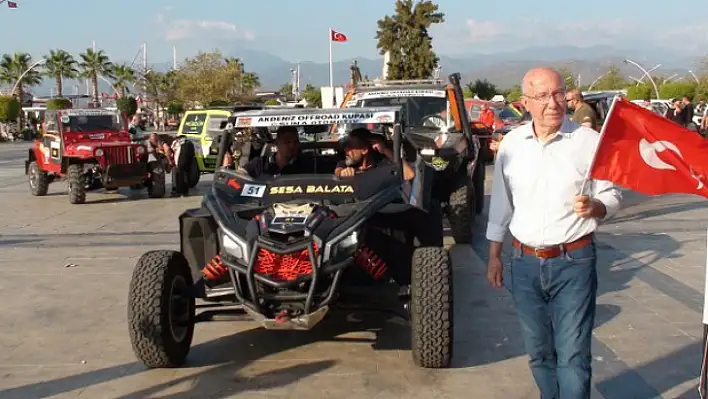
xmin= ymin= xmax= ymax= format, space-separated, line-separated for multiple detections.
xmin=638 ymin=138 xmax=704 ymax=190
xmin=332 ymin=32 xmax=345 ymax=41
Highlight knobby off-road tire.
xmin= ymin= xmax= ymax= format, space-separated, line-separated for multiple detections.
xmin=187 ymin=158 xmax=200 ymax=189
xmin=446 ymin=184 xmax=474 ymax=244
xmin=67 ymin=164 xmax=86 ymax=204
xmin=147 ymin=164 xmax=166 ymax=198
xmin=28 ymin=161 xmax=49 ymax=196
xmin=128 ymin=250 xmax=195 ymax=368
xmin=410 ymin=246 xmax=453 ymax=368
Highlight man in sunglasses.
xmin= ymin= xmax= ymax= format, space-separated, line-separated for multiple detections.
xmin=334 ymin=128 xmax=415 ymax=180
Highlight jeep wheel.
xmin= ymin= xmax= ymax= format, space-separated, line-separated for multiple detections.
xmin=446 ymin=184 xmax=474 ymax=244
xmin=187 ymin=158 xmax=200 ymax=188
xmin=410 ymin=246 xmax=453 ymax=368
xmin=128 ymin=250 xmax=195 ymax=368
xmin=28 ymin=161 xmax=49 ymax=196
xmin=147 ymin=165 xmax=166 ymax=198
xmin=67 ymin=164 xmax=86 ymax=204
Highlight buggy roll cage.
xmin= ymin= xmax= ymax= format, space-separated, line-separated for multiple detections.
xmin=216 ymin=106 xmax=406 ymax=179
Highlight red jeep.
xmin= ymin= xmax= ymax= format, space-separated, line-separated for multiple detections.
xmin=25 ymin=108 xmax=166 ymax=204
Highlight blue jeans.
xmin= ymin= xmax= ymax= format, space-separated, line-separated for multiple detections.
xmin=510 ymin=241 xmax=598 ymax=399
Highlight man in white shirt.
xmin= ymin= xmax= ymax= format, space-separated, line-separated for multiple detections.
xmin=485 ymin=67 xmax=622 ymax=399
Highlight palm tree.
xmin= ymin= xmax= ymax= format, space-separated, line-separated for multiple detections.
xmin=78 ymin=48 xmax=114 ymax=106
xmin=241 ymin=72 xmax=260 ymax=94
xmin=0 ymin=52 xmax=42 ymax=99
xmin=43 ymin=49 xmax=78 ymax=97
xmin=111 ymin=64 xmax=135 ymax=98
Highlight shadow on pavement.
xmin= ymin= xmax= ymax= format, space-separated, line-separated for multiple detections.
xmin=0 ymin=311 xmax=409 ymax=399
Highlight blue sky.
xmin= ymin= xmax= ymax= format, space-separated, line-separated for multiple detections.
xmin=0 ymin=0 xmax=705 ymax=66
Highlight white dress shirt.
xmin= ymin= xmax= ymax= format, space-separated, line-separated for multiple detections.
xmin=485 ymin=117 xmax=622 ymax=247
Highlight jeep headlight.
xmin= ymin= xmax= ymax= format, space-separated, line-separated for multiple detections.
xmin=94 ymin=148 xmax=104 ymax=157
xmin=219 ymin=230 xmax=249 ymax=260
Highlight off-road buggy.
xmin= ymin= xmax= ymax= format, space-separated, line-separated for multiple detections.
xmin=338 ymin=73 xmax=486 ymax=243
xmin=25 ymin=108 xmax=166 ymax=204
xmin=127 ymin=106 xmax=454 ymax=369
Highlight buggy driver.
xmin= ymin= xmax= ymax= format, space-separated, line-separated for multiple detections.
xmin=335 ymin=128 xmax=415 ymax=181
xmin=224 ymin=125 xmax=311 ymax=177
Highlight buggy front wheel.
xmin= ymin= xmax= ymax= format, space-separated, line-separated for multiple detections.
xmin=128 ymin=250 xmax=195 ymax=368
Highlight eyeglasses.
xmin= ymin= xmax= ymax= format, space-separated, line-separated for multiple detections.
xmin=525 ymin=90 xmax=567 ymax=104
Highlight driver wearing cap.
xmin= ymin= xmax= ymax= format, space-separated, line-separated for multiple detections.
xmin=335 ymin=128 xmax=415 ymax=181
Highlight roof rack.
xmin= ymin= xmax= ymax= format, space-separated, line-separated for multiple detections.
xmin=354 ymin=79 xmax=445 ymax=88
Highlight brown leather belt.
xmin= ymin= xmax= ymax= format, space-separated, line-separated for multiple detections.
xmin=511 ymin=234 xmax=593 ymax=259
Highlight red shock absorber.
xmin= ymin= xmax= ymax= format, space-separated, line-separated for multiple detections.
xmin=354 ymin=247 xmax=388 ymax=280
xmin=202 ymin=254 xmax=229 ymax=281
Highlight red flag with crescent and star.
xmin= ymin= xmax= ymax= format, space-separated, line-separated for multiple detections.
xmin=330 ymin=29 xmax=347 ymax=42
xmin=7 ymin=1 xmax=18 ymax=8
xmin=588 ymin=97 xmax=708 ymax=198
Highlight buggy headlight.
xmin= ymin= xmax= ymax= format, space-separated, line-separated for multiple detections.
xmin=137 ymin=145 xmax=146 ymax=155
xmin=94 ymin=148 xmax=104 ymax=157
xmin=219 ymin=230 xmax=249 ymax=260
xmin=331 ymin=231 xmax=359 ymax=261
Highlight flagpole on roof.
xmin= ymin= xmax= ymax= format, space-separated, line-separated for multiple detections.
xmin=579 ymin=94 xmax=622 ymax=197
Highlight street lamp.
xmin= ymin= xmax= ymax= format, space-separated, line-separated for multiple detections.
xmin=11 ymin=58 xmax=46 ymax=96
xmin=633 ymin=64 xmax=661 ymax=84
xmin=624 ymin=59 xmax=660 ymax=99
xmin=588 ymin=71 xmax=610 ymax=91
xmin=688 ymin=70 xmax=700 ymax=84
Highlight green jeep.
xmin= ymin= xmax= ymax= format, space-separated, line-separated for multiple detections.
xmin=176 ymin=109 xmax=231 ymax=187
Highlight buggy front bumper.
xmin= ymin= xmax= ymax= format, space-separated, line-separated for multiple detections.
xmin=220 ymin=236 xmax=354 ymax=325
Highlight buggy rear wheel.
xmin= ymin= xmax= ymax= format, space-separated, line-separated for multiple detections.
xmin=128 ymin=250 xmax=195 ymax=368
xmin=446 ymin=183 xmax=474 ymax=244
xmin=410 ymin=246 xmax=453 ymax=368
xmin=28 ymin=161 xmax=49 ymax=196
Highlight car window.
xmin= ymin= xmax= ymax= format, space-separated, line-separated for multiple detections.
xmin=181 ymin=113 xmax=207 ymax=135
xmin=469 ymin=105 xmax=481 ymax=120
xmin=45 ymin=113 xmax=58 ymax=132
xmin=358 ymin=96 xmax=448 ymax=127
xmin=66 ymin=114 xmax=122 ymax=132
xmin=206 ymin=116 xmax=228 ymax=137
xmin=494 ymin=107 xmax=519 ymax=120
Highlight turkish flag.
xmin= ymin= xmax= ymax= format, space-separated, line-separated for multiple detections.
xmin=7 ymin=1 xmax=18 ymax=8
xmin=330 ymin=29 xmax=347 ymax=42
xmin=589 ymin=97 xmax=708 ymax=198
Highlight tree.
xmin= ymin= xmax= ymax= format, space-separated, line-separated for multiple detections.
xmin=43 ymin=49 xmax=78 ymax=98
xmin=558 ymin=67 xmax=577 ymax=89
xmin=505 ymin=85 xmax=523 ymax=102
xmin=280 ymin=83 xmax=293 ymax=97
xmin=111 ymin=64 xmax=136 ymax=98
xmin=302 ymin=84 xmax=321 ymax=107
xmin=659 ymin=81 xmax=696 ymax=100
xmin=116 ymin=96 xmax=138 ymax=116
xmin=78 ymin=48 xmax=114 ymax=106
xmin=376 ymin=0 xmax=445 ymax=80
xmin=174 ymin=50 xmax=241 ymax=106
xmin=46 ymin=98 xmax=73 ymax=110
xmin=624 ymin=83 xmax=653 ymax=100
xmin=591 ymin=65 xmax=626 ymax=90
xmin=0 ymin=52 xmax=42 ymax=99
xmin=0 ymin=96 xmax=20 ymax=122
xmin=166 ymin=100 xmax=184 ymax=116
xmin=466 ymin=79 xmax=497 ymax=100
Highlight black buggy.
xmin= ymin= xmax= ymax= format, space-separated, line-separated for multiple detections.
xmin=339 ymin=73 xmax=486 ymax=243
xmin=127 ymin=106 xmax=455 ymax=369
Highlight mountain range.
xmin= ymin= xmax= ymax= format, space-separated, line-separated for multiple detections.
xmin=26 ymin=44 xmax=706 ymax=97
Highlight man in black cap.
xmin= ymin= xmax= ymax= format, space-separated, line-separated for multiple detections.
xmin=335 ymin=128 xmax=415 ymax=180
xmin=224 ymin=125 xmax=311 ymax=177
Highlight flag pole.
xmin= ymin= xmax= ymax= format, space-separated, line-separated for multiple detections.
xmin=328 ymin=28 xmax=334 ymax=89
xmin=700 ymin=228 xmax=708 ymax=399
xmin=579 ymin=95 xmax=622 ymax=197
